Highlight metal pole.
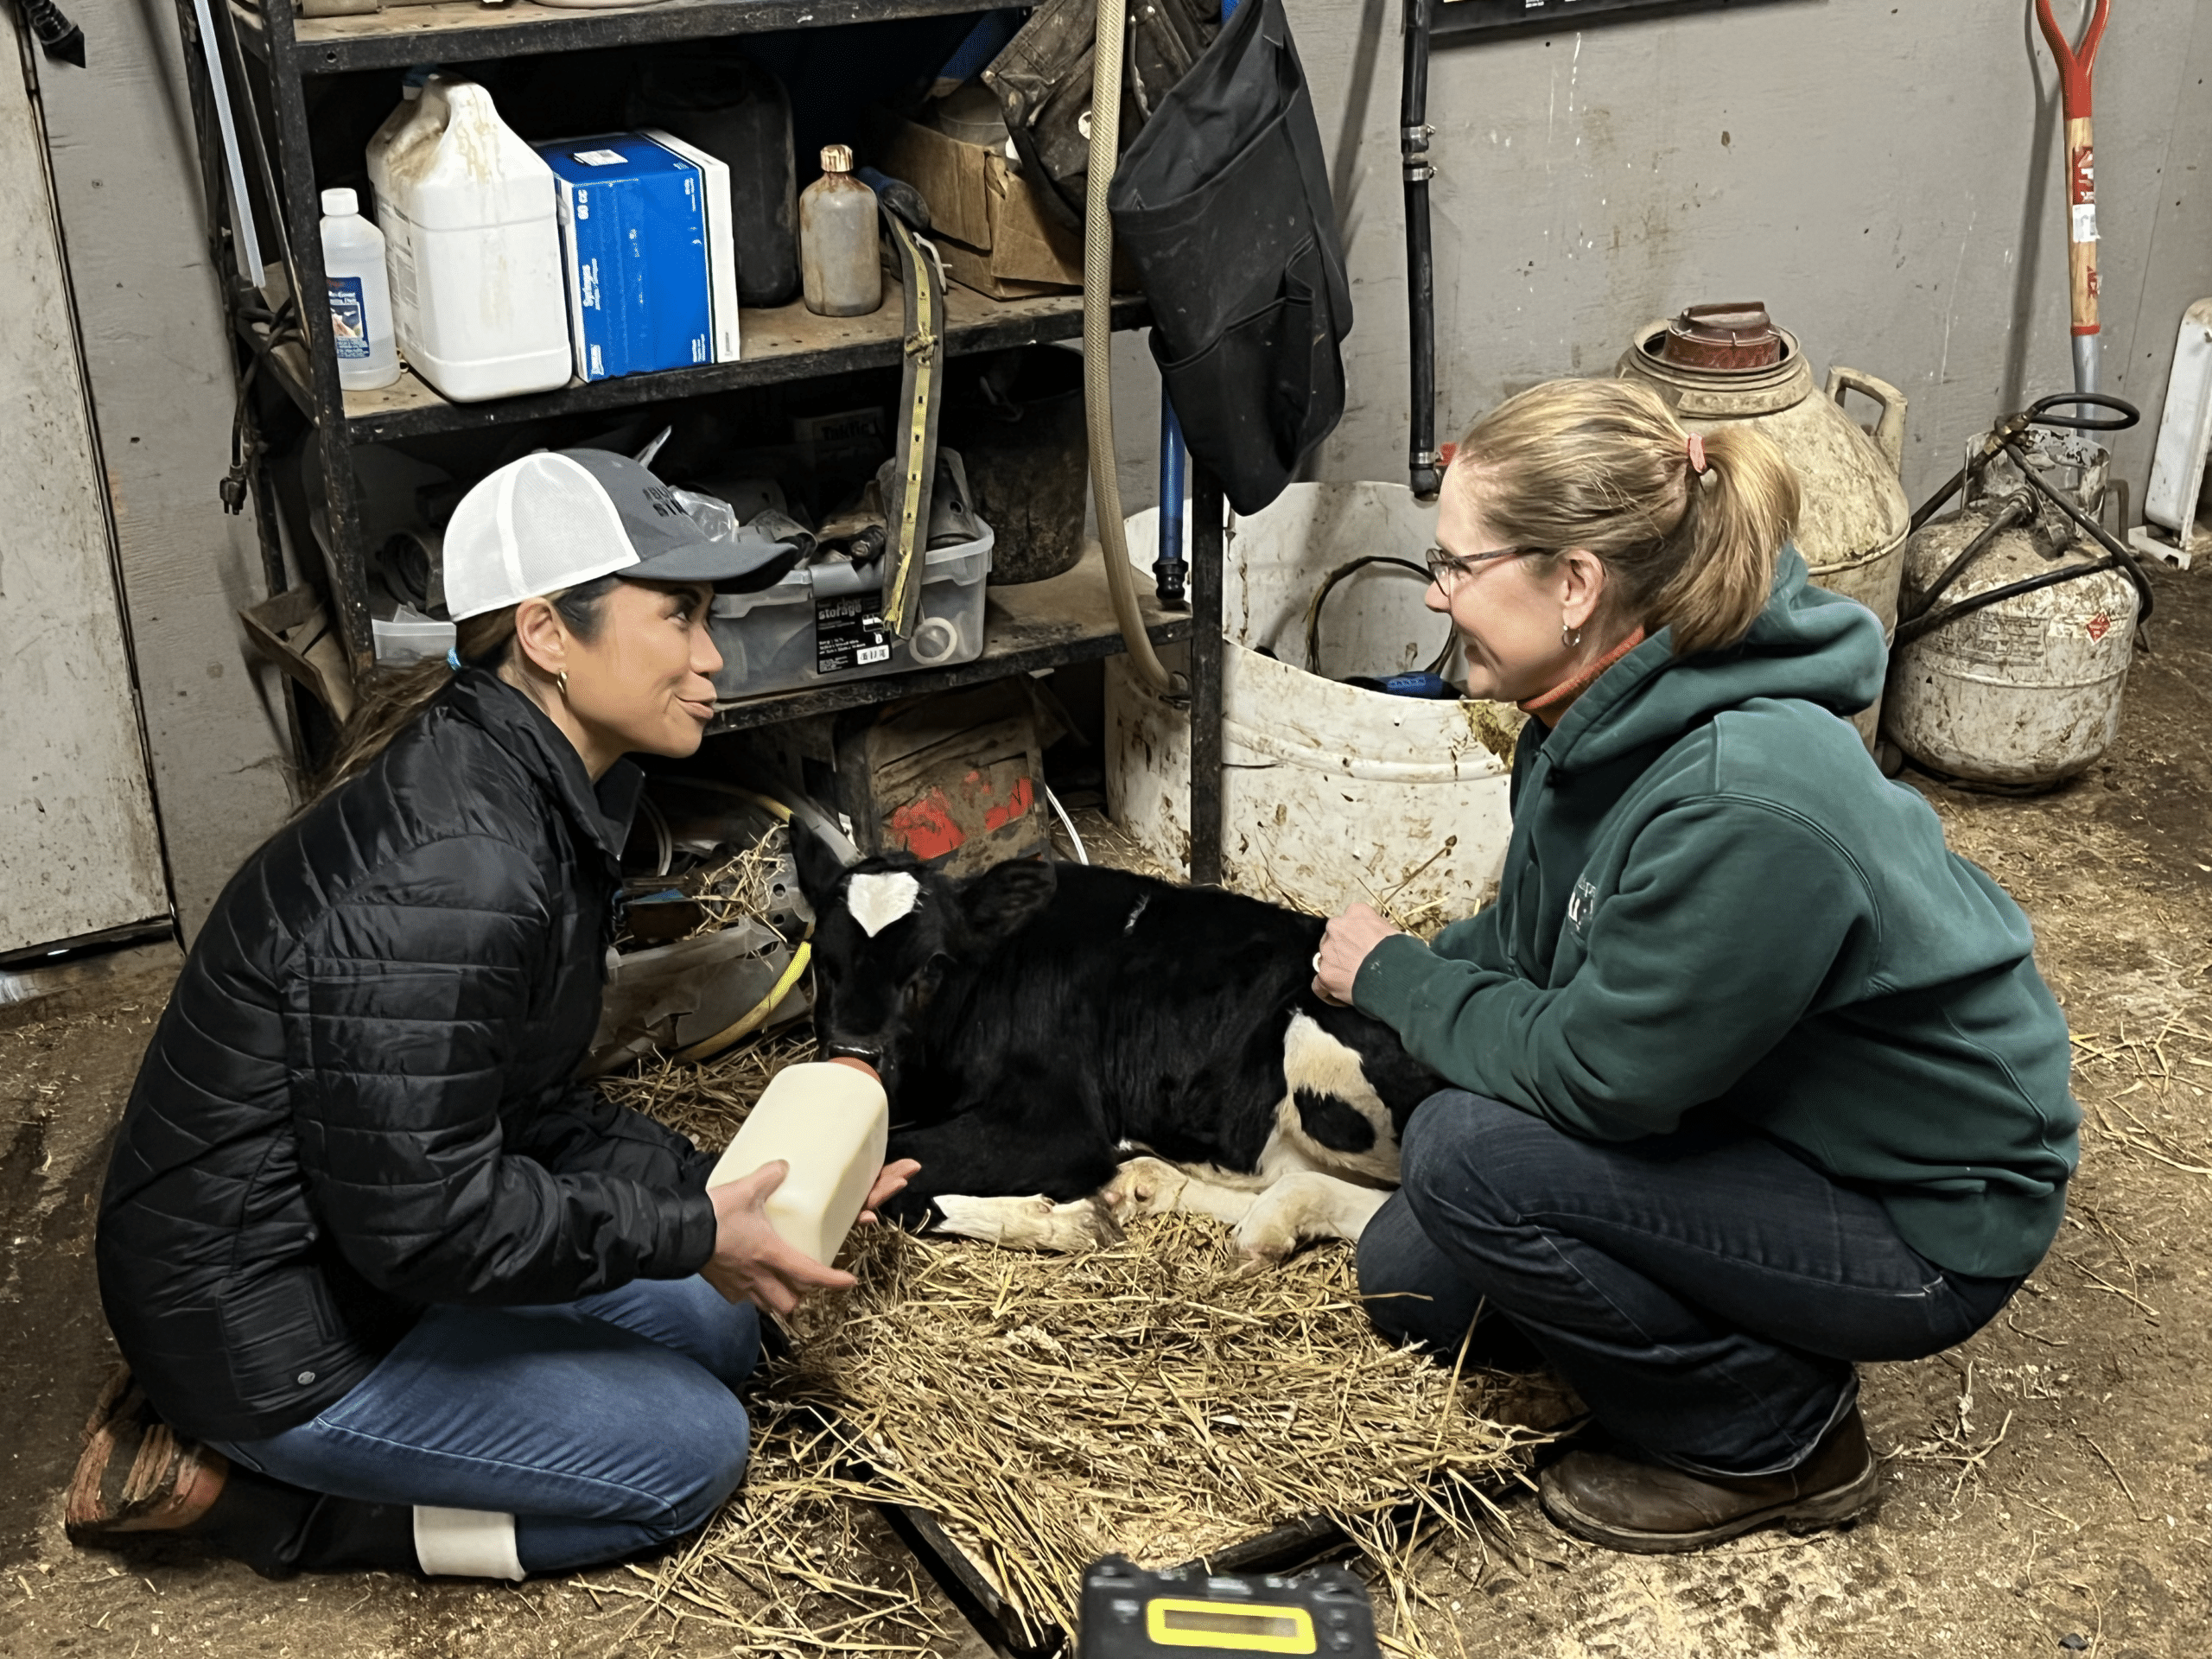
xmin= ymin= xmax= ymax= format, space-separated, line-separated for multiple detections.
xmin=185 ymin=0 xmax=264 ymax=284
xmin=1188 ymin=466 xmax=1225 ymax=887
xmin=1402 ymin=0 xmax=1439 ymax=498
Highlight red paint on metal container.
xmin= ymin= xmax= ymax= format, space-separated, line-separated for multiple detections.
xmin=888 ymin=789 xmax=966 ymax=861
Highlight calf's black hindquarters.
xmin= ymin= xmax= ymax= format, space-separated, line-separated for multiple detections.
xmin=905 ymin=863 xmax=1325 ymax=1169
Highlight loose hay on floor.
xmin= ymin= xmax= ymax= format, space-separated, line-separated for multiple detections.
xmin=774 ymin=1216 xmax=1550 ymax=1647
xmin=605 ymin=1039 xmax=1556 ymax=1654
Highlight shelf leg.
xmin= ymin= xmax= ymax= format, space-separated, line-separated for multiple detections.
xmin=257 ymin=0 xmax=375 ymax=682
xmin=1188 ymin=467 xmax=1225 ymax=888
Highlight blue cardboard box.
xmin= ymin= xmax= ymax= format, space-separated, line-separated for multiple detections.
xmin=538 ymin=134 xmax=725 ymax=381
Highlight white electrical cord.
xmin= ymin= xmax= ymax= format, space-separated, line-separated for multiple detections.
xmin=1045 ymin=785 xmax=1090 ymax=865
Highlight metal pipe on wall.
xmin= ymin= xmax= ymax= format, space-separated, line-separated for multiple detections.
xmin=1401 ymin=0 xmax=1439 ymax=499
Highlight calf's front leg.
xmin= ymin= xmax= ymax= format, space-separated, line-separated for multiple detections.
xmin=879 ymin=1109 xmax=1124 ymax=1253
xmin=1231 ymin=1171 xmax=1393 ymax=1267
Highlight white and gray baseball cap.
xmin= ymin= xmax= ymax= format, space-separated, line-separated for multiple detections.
xmin=443 ymin=448 xmax=799 ymax=622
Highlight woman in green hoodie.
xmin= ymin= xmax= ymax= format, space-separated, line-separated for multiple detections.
xmin=1315 ymin=378 xmax=2076 ymax=1554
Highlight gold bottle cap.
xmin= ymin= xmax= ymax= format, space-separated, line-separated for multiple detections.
xmin=820 ymin=144 xmax=854 ymax=173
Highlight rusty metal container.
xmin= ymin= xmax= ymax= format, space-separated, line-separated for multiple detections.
xmin=1617 ymin=303 xmax=1910 ymax=747
xmin=1885 ymin=429 xmax=2138 ymax=790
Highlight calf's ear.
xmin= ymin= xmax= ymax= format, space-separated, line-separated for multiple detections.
xmin=956 ymin=860 xmax=1058 ymax=942
xmin=792 ymin=825 xmax=854 ymax=911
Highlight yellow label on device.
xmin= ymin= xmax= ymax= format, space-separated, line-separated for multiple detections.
xmin=1144 ymin=1599 xmax=1317 ymax=1654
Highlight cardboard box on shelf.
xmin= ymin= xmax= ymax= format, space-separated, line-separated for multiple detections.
xmin=874 ymin=115 xmax=1132 ymax=299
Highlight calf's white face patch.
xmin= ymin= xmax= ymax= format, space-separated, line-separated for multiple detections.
xmin=846 ymin=871 xmax=922 ymax=938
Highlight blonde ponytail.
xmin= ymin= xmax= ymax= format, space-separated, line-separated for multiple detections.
xmin=1452 ymin=378 xmax=1802 ymax=656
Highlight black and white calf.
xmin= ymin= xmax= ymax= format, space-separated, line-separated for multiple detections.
xmin=794 ymin=838 xmax=1445 ymax=1261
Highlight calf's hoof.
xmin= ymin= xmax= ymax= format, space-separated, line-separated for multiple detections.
xmin=1099 ymin=1156 xmax=1189 ymax=1224
xmin=932 ymin=1193 xmax=1122 ymax=1252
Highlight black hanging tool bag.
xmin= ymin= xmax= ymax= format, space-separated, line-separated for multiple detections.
xmin=1109 ymin=0 xmax=1352 ymax=514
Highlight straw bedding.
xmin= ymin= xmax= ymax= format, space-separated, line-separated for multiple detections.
xmin=600 ymin=1041 xmax=1557 ymax=1653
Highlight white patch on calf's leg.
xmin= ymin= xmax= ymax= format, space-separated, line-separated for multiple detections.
xmin=846 ymin=871 xmax=921 ymax=938
xmin=931 ymin=1192 xmax=1120 ymax=1251
xmin=1099 ymin=1157 xmax=1259 ymax=1228
xmin=1232 ymin=1171 xmax=1392 ymax=1265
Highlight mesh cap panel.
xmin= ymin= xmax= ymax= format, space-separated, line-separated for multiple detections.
xmin=443 ymin=453 xmax=638 ymax=620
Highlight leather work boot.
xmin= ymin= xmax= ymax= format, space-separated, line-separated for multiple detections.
xmin=66 ymin=1368 xmax=229 ymax=1545
xmin=1539 ymin=1405 xmax=1879 ymax=1554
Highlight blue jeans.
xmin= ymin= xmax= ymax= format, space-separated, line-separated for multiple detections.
xmin=1357 ymin=1092 xmax=2024 ymax=1477
xmin=213 ymin=1277 xmax=760 ymax=1574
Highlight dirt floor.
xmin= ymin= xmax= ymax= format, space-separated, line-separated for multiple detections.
xmin=4 ymin=561 xmax=2208 ymax=1658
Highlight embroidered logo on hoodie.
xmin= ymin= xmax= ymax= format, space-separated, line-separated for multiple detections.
xmin=1567 ymin=876 xmax=1598 ymax=936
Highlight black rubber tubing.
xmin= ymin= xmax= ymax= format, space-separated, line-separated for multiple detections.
xmin=1304 ymin=555 xmax=1455 ymax=677
xmin=1908 ymin=392 xmax=2139 ymax=534
xmin=1894 ymin=393 xmax=2153 ymax=645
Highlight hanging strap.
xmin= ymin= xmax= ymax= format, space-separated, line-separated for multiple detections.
xmin=876 ymin=211 xmax=944 ymax=639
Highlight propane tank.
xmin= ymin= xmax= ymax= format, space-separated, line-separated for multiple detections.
xmin=1884 ymin=427 xmax=2138 ymax=790
xmin=1617 ymin=303 xmax=1910 ymax=748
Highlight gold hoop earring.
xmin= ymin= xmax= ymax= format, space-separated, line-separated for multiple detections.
xmin=1561 ymin=622 xmax=1583 ymax=649
xmin=555 ymin=670 xmax=569 ymax=700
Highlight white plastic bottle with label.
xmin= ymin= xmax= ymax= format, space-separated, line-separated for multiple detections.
xmin=799 ymin=145 xmax=881 ymax=318
xmin=708 ymin=1061 xmax=889 ymax=1266
xmin=318 ymin=188 xmax=400 ymax=391
xmin=364 ymin=76 xmax=573 ymax=403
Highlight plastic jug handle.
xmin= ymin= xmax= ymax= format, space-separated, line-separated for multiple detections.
xmin=1826 ymin=366 xmax=1908 ymax=476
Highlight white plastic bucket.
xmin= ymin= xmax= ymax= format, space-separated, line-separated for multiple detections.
xmin=1105 ymin=482 xmax=1519 ymax=925
xmin=365 ymin=78 xmax=573 ymax=404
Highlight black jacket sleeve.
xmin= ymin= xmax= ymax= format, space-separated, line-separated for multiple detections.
xmin=511 ymin=1084 xmax=718 ymax=1192
xmin=282 ymin=835 xmax=717 ymax=1306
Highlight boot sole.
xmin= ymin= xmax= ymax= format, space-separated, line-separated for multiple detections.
xmin=1539 ymin=1456 xmax=1882 ymax=1555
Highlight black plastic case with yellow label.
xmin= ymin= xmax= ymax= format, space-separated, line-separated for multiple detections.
xmin=1076 ymin=1556 xmax=1380 ymax=1659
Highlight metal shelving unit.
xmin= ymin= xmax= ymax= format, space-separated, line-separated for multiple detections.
xmin=181 ymin=0 xmax=1227 ymax=877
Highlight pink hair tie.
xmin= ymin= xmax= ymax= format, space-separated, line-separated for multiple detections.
xmin=1686 ymin=433 xmax=1709 ymax=476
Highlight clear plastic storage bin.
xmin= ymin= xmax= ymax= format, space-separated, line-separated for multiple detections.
xmin=710 ymin=527 xmax=993 ymax=702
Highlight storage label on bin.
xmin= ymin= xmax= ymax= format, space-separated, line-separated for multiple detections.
xmin=817 ymin=594 xmax=893 ymax=674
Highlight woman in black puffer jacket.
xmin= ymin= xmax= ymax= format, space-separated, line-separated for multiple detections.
xmin=73 ymin=449 xmax=914 ymax=1580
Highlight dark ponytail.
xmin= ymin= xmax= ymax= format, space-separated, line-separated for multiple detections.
xmin=308 ymin=575 xmax=621 ymax=803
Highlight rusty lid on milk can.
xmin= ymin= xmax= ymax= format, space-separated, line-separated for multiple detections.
xmin=1659 ymin=302 xmax=1784 ymax=372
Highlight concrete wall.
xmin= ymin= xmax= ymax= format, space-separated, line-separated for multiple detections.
xmin=1116 ymin=0 xmax=2212 ymax=514
xmin=37 ymin=0 xmax=294 ymax=938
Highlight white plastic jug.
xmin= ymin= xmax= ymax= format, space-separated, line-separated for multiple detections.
xmin=365 ymin=77 xmax=572 ymax=403
xmin=708 ymin=1062 xmax=889 ymax=1266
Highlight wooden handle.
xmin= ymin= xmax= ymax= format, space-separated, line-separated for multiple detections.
xmin=2066 ymin=115 xmax=2099 ymax=335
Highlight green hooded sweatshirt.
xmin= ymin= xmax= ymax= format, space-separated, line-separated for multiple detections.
xmin=1353 ymin=549 xmax=2077 ymax=1279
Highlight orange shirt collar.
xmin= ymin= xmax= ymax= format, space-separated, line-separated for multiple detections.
xmin=1517 ymin=628 xmax=1648 ymax=727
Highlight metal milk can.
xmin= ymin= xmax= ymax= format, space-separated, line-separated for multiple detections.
xmin=1616 ymin=303 xmax=1910 ymax=747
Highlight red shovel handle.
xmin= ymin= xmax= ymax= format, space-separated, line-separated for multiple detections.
xmin=2037 ymin=0 xmax=2110 ymax=344
xmin=2035 ymin=0 xmax=2108 ymax=118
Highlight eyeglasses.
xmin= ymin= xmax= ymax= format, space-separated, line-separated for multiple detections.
xmin=1423 ymin=543 xmax=1536 ymax=595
